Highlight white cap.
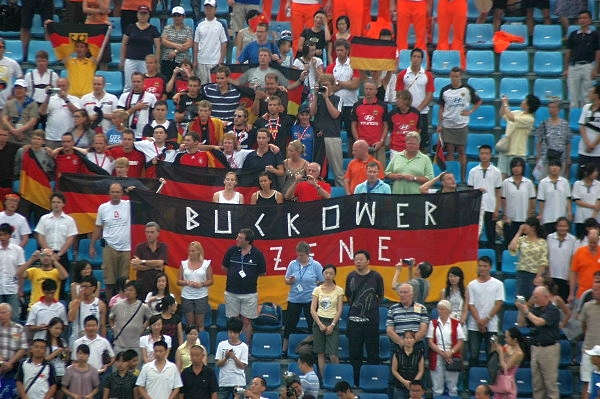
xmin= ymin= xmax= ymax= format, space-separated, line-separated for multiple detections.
xmin=586 ymin=345 xmax=600 ymax=356
xmin=204 ymin=0 xmax=216 ymax=7
xmin=171 ymin=6 xmax=185 ymax=14
xmin=14 ymin=79 xmax=27 ymax=88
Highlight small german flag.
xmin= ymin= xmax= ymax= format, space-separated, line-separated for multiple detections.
xmin=47 ymin=23 xmax=109 ymax=60
xmin=20 ymin=149 xmax=52 ymax=210
xmin=350 ymin=36 xmax=397 ymax=71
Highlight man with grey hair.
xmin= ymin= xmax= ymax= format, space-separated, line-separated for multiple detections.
xmin=131 ymin=221 xmax=169 ymax=299
xmin=386 ymin=283 xmax=429 ymax=353
xmin=0 ymin=302 xmax=28 ymax=394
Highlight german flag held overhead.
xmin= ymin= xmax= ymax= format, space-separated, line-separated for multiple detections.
xmin=47 ymin=23 xmax=109 ymax=60
xmin=350 ymin=36 xmax=398 ymax=71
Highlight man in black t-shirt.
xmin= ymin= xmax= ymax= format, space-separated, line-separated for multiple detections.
xmin=174 ymin=76 xmax=203 ymax=124
xmin=344 ymin=249 xmax=384 ymax=386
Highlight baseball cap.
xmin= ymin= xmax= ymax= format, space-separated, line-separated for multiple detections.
xmin=14 ymin=79 xmax=27 ymax=88
xmin=137 ymin=5 xmax=150 ymax=12
xmin=204 ymin=0 xmax=216 ymax=7
xmin=586 ymin=345 xmax=600 ymax=356
xmin=280 ymin=30 xmax=292 ymax=41
xmin=299 ymin=105 xmax=310 ymax=114
xmin=171 ymin=6 xmax=185 ymax=15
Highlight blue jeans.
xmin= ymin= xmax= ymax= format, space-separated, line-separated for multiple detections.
xmin=516 ymin=270 xmax=536 ymax=300
xmin=467 ymin=330 xmax=493 ymax=366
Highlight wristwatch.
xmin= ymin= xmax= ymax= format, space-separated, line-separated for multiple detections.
xmin=142 ymin=260 xmax=146 ymax=265
xmin=413 ymin=176 xmax=417 ymax=182
xmin=335 ymin=80 xmax=339 ymax=86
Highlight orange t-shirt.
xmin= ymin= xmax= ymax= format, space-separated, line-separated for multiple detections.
xmin=571 ymin=245 xmax=600 ymax=298
xmin=121 ymin=0 xmax=151 ymax=11
xmin=344 ymin=156 xmax=384 ymax=194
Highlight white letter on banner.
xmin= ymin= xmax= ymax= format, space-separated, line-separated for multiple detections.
xmin=322 ymin=205 xmax=340 ymax=231
xmin=339 ymin=237 xmax=354 ymax=263
xmin=271 ymin=246 xmax=285 ymax=270
xmin=214 ymin=210 xmax=232 ymax=234
xmin=379 ymin=236 xmax=391 ymax=262
xmin=309 ymin=242 xmax=317 ymax=257
xmin=425 ymin=201 xmax=437 ymax=226
xmin=356 ymin=201 xmax=376 ymax=225
xmin=287 ymin=213 xmax=300 ymax=236
xmin=186 ymin=207 xmax=199 ymax=230
xmin=397 ymin=203 xmax=410 ymax=228
xmin=255 ymin=213 xmax=265 ymax=237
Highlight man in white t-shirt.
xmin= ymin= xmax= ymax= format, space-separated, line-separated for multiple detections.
xmin=192 ymin=0 xmax=227 ymax=85
xmin=81 ymin=75 xmax=118 ymax=134
xmin=72 ymin=315 xmax=114 ymax=374
xmin=0 ymin=193 xmax=31 ymax=247
xmin=136 ymin=341 xmax=182 ymax=399
xmin=215 ymin=318 xmax=248 ymax=398
xmin=118 ymin=72 xmax=157 ymax=139
xmin=90 ymin=183 xmax=131 ymax=300
xmin=466 ymin=255 xmax=504 ymax=366
xmin=38 ymin=78 xmax=81 ymax=149
xmin=0 ymin=38 xmax=23 ymax=111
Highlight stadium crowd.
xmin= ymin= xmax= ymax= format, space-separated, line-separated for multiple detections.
xmin=1 ymin=0 xmax=600 ymax=397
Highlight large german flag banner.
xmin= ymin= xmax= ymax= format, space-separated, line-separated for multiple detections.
xmin=47 ymin=23 xmax=109 ymax=60
xmin=60 ymin=174 xmax=162 ymax=234
xmin=130 ymin=189 xmax=482 ymax=308
xmin=350 ymin=36 xmax=398 ymax=71
xmin=210 ymin=64 xmax=304 ymax=116
xmin=157 ymin=163 xmax=263 ymax=203
xmin=20 ymin=150 xmax=52 ymax=210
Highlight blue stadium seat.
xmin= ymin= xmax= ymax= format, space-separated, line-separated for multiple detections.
xmin=468 ymin=77 xmax=496 ymax=103
xmin=322 ymin=364 xmax=354 ymax=391
xmin=571 ymin=135 xmax=581 ymax=162
xmin=533 ymin=78 xmax=564 ymax=104
xmin=504 ymin=279 xmax=517 ymax=306
xmin=183 ymin=18 xmax=195 ymax=29
xmin=532 ymin=25 xmax=563 ymax=49
xmin=92 ymin=269 xmax=105 ymax=290
xmin=477 ymin=248 xmax=496 ymax=272
xmin=331 ymin=187 xmax=346 ymax=197
xmin=370 ymin=0 xmax=379 ymax=17
xmin=570 ymin=108 xmax=582 ymax=132
xmin=466 ymin=161 xmax=479 ymax=177
xmin=379 ymin=335 xmax=391 ymax=361
xmin=199 ymin=330 xmax=211 ymax=354
xmin=378 ymin=306 xmax=387 ymax=333
xmin=499 ymin=78 xmax=530 ymax=104
xmin=431 ymin=106 xmax=439 ymax=129
xmin=323 ymin=393 xmax=338 ymax=399
xmin=432 ymin=24 xmax=453 ymax=45
xmin=501 ymin=309 xmax=530 ymax=335
xmin=215 ymin=0 xmax=229 ymax=18
xmin=251 ymin=333 xmax=282 ymax=359
xmin=570 ymin=163 xmax=580 ymax=184
xmin=468 ymin=367 xmax=491 ymax=392
xmin=270 ymin=21 xmax=292 ymax=40
xmin=534 ymin=106 xmax=565 ymax=128
xmin=23 ymin=238 xmax=38 ymax=260
xmin=465 ymin=50 xmax=495 ymax=75
xmin=252 ymin=362 xmax=282 ymax=389
xmin=4 ymin=40 xmax=23 ymax=62
xmin=78 ymin=239 xmax=103 ymax=266
xmin=31 ymin=14 xmax=52 ymax=39
xmin=339 ymin=304 xmax=350 ymax=332
xmin=501 ymin=250 xmax=518 ymax=275
xmin=360 ymin=394 xmax=389 ymax=399
xmin=29 ymin=41 xmax=58 ymax=64
xmin=499 ymin=51 xmax=529 ymax=75
xmin=558 ymin=369 xmax=574 ymax=396
xmin=95 ymin=71 xmax=123 ymax=96
xmin=179 ymin=0 xmax=194 ymax=15
xmin=465 ymin=24 xmax=494 ymax=49
xmin=359 ymin=365 xmax=390 ymax=392
xmin=515 ymin=368 xmax=532 ymax=396
xmin=469 ymin=106 xmax=496 ymax=130
xmin=533 ymin=51 xmax=563 ymax=77
xmin=559 ymin=340 xmax=572 ymax=368
xmin=108 ymin=43 xmax=121 ymax=68
xmin=431 ymin=50 xmax=461 ymax=75
xmin=434 ymin=77 xmax=450 ymax=100
xmin=230 ymin=46 xmax=238 ymax=64
xmin=445 ymin=161 xmax=462 ymax=183
xmin=500 ymin=24 xmax=528 ymax=48
xmin=109 ymin=17 xmax=122 ymax=41
xmin=216 ymin=303 xmax=227 ymax=329
xmin=287 ymin=333 xmax=310 ymax=359
xmin=337 ymin=334 xmax=350 ymax=361
xmin=149 ymin=18 xmax=161 ymax=32
xmin=467 ymin=0 xmax=483 ymax=20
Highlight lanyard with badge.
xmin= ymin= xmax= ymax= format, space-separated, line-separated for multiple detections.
xmin=295 ymin=261 xmax=310 ymax=292
xmin=239 ymin=254 xmax=246 ymax=278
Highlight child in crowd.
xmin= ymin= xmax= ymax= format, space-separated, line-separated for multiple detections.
xmin=215 ymin=317 xmax=249 ymax=399
xmin=105 ymin=109 xmax=129 ymax=145
xmin=103 ymin=352 xmax=137 ymax=399
xmin=61 ymin=344 xmax=100 ymax=399
xmin=278 ymin=32 xmax=294 ymax=68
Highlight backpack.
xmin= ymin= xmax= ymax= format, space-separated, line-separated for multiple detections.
xmin=255 ymin=302 xmax=281 ymax=326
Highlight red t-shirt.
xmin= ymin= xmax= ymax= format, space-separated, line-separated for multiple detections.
xmin=110 ymin=147 xmax=146 ymax=177
xmin=350 ymin=99 xmax=389 ymax=145
xmin=294 ymin=180 xmax=332 ymax=202
xmin=389 ymin=106 xmax=422 ymax=152
xmin=55 ymin=152 xmax=83 ymax=181
xmin=144 ymin=75 xmax=166 ymax=100
xmin=177 ymin=151 xmax=209 ymax=167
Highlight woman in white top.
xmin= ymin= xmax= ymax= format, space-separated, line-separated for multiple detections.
xmin=140 ymin=314 xmax=172 ymax=364
xmin=578 ymin=85 xmax=600 ymax=170
xmin=572 ymin=163 xmax=600 ymax=238
xmin=144 ymin=272 xmax=176 ymax=314
xmin=440 ymin=266 xmax=469 ymax=325
xmin=212 ymin=171 xmax=244 ymax=204
xmin=177 ymin=241 xmax=213 ymax=330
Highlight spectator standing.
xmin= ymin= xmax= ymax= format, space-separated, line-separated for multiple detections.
xmin=213 ymin=171 xmax=245 ymax=203
xmin=177 ymin=241 xmax=213 ymax=331
xmin=390 ymin=330 xmax=424 ymax=399
xmin=501 ymin=157 xmax=536 ymax=245
xmin=180 ymin=345 xmax=218 ymax=399
xmin=385 ymin=132 xmax=434 ymax=194
xmin=144 ymin=273 xmax=175 ymax=314
xmin=222 ymin=228 xmax=266 ymax=344
xmin=254 ymin=96 xmax=294 ymax=152
xmin=537 ymin=160 xmax=572 ymax=233
xmin=466 ymin=256 xmax=504 ymax=366
xmin=19 ymin=248 xmax=69 ymax=309
xmin=143 ymin=55 xmax=167 ymax=101
xmin=242 ymin=129 xmax=285 ymax=185
xmin=354 ymin=161 xmax=391 ymax=194
xmin=68 ymin=275 xmax=107 ymax=344
xmin=136 ymin=341 xmax=182 ymax=399
xmin=0 ymin=194 xmax=30 ymax=247
xmin=282 ymin=241 xmax=324 ymax=353
xmin=310 ymin=264 xmax=344 ymax=379
xmin=436 ymin=0 xmax=467 ymax=66
xmin=56 ymin=39 xmax=104 ymax=98
xmin=441 ymin=266 xmax=469 ymax=324
xmin=38 ymin=78 xmax=81 ymax=149
xmin=467 ymin=145 xmax=502 ymax=249
xmin=280 ymin=140 xmax=309 ymax=196
xmin=238 ymin=22 xmax=280 ymax=64
xmin=142 ymin=100 xmax=178 ymax=143
xmin=296 ymin=9 xmax=330 ymax=59
xmin=160 ymin=7 xmax=193 ymax=79
xmin=579 ymin=280 xmax=600 ymax=399
xmin=118 ymin=72 xmax=157 ymax=139
xmin=547 ymin=217 xmax=576 ymax=301
xmin=0 ymin=302 xmax=27 ymax=391
xmin=534 ymin=101 xmax=572 ymax=179
xmin=62 ymin=344 xmax=100 ymax=399
xmin=569 ymin=229 xmax=600 ymax=305
xmin=489 ymin=327 xmax=525 ymax=399
xmin=71 ymin=315 xmax=114 ymax=374
xmin=193 ymin=0 xmax=228 ymax=84
xmin=24 ymin=51 xmax=60 ymax=117
xmin=578 ymin=85 xmax=600 ymax=170
xmin=230 ymin=2 xmax=260 ymax=40
xmin=0 ymin=224 xmax=25 ymax=320
xmin=565 ymin=11 xmax=600 ymax=109
xmin=120 ymin=6 xmax=161 ymax=91
xmin=131 ymin=221 xmax=168 ymax=299
xmin=201 ymin=66 xmax=241 ymax=123
xmin=386 ymin=283 xmax=429 ymax=353
xmin=391 ymin=259 xmax=433 ymax=304
xmin=15 ymin=339 xmax=57 ymax=399
xmin=111 ymin=131 xmax=146 ymax=177
xmin=252 ymin=73 xmax=290 ymax=117
xmin=285 ymin=162 xmax=332 ymax=201
xmin=81 ymin=75 xmax=119 ymax=135
xmin=437 ymin=67 xmax=482 ymax=181
xmin=389 ymin=90 xmax=422 ymax=158
xmin=20 ymin=0 xmax=54 ymax=64
xmin=344 ymin=140 xmax=384 ymax=194
xmin=390 ymin=1 xmax=427 ymax=51
xmin=0 ymin=130 xmax=20 ymax=198
xmin=140 ymin=315 xmax=172 ymax=364
xmin=516 ymin=286 xmax=561 ymax=399
xmin=25 ymin=279 xmax=67 ymax=339
xmin=0 ymin=38 xmax=24 ymax=112
xmin=395 ymin=49 xmax=434 ymax=152
xmin=103 ymin=351 xmax=138 ymax=399
xmin=110 ymin=280 xmax=152 ymax=356
xmin=1 ymin=79 xmax=38 ymax=146
xmin=345 ymin=250 xmax=384 ymax=386
xmin=215 ymin=317 xmax=248 ymax=399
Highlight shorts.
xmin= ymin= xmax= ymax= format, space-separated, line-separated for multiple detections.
xmin=225 ymin=291 xmax=258 ymax=319
xmin=441 ymin=126 xmax=468 ymax=146
xmin=522 ymin=0 xmax=549 ymax=8
xmin=230 ymin=3 xmax=260 ymax=32
xmin=102 ymin=245 xmax=131 ymax=285
xmin=312 ymin=317 xmax=340 ymax=355
xmin=21 ymin=0 xmax=54 ymax=29
xmin=581 ymin=351 xmax=593 ymax=383
xmin=492 ymin=0 xmax=507 ymax=9
xmin=181 ymin=296 xmax=209 ymax=315
xmin=475 ymin=0 xmax=493 ymax=12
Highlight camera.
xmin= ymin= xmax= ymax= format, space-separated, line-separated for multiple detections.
xmin=286 ymin=388 xmax=297 ymax=398
xmin=490 ymin=335 xmax=497 ymax=343
xmin=235 ymin=387 xmax=246 ymax=396
xmin=515 ymin=295 xmax=525 ymax=304
xmin=48 ymin=87 xmax=61 ymax=95
xmin=317 ymin=86 xmax=327 ymax=93
xmin=402 ymin=258 xmax=414 ymax=266
xmin=368 ymin=145 xmax=376 ymax=154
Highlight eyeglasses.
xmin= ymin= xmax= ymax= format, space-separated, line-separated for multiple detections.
xmin=234 ymin=114 xmax=244 ymax=118
xmin=256 ymin=30 xmax=268 ymax=33
xmin=173 ymin=13 xmax=183 ymax=16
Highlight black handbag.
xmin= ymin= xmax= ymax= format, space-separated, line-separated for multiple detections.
xmin=439 ymin=321 xmax=463 ymax=372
